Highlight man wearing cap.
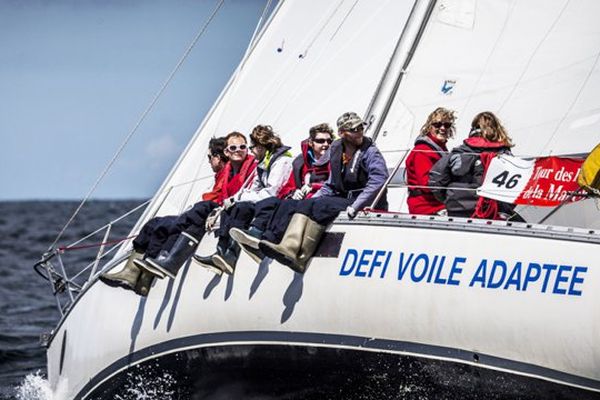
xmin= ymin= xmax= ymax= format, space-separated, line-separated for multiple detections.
xmin=258 ymin=111 xmax=389 ymax=272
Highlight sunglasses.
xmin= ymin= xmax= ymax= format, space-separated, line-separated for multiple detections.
xmin=342 ymin=127 xmax=364 ymax=134
xmin=226 ymin=144 xmax=247 ymax=152
xmin=207 ymin=152 xmax=220 ymax=161
xmin=312 ymin=138 xmax=333 ymax=144
xmin=432 ymin=122 xmax=453 ymax=129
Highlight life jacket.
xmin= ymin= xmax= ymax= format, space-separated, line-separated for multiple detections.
xmin=293 ymin=142 xmax=330 ymax=187
xmin=256 ymin=145 xmax=292 ymax=185
xmin=328 ymin=137 xmax=373 ymax=195
xmin=578 ymin=142 xmax=600 ymax=196
xmin=219 ymin=155 xmax=257 ymax=203
xmin=279 ymin=140 xmax=331 ymax=198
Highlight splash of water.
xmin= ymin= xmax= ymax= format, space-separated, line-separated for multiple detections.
xmin=14 ymin=371 xmax=53 ymax=400
xmin=114 ymin=367 xmax=177 ymax=400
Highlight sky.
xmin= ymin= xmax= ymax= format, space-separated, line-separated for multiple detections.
xmin=0 ymin=0 xmax=271 ymax=200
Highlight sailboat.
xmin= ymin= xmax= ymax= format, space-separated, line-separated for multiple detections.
xmin=36 ymin=0 xmax=600 ymax=398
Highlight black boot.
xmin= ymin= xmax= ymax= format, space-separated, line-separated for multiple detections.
xmin=192 ymin=253 xmax=223 ymax=276
xmin=212 ymin=239 xmax=241 ymax=275
xmin=230 ymin=226 xmax=264 ymax=264
xmin=230 ymin=226 xmax=262 ymax=249
xmin=139 ymin=232 xmax=199 ymax=279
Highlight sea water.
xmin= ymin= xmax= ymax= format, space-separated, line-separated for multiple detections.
xmin=0 ymin=200 xmax=143 ymax=400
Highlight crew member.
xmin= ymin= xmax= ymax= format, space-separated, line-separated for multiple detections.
xmin=135 ymin=132 xmax=256 ymax=282
xmin=99 ymin=136 xmax=229 ymax=295
xmin=194 ymin=125 xmax=293 ymax=274
xmin=429 ymin=111 xmax=521 ymax=220
xmin=405 ymin=107 xmax=455 ymax=215
xmin=229 ymin=123 xmax=334 ymax=264
xmin=260 ymin=112 xmax=389 ymax=272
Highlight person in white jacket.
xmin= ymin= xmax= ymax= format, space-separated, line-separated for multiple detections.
xmin=195 ymin=124 xmax=293 ymax=274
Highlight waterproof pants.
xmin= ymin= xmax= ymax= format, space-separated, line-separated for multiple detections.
xmin=133 ymin=201 xmax=218 ymax=258
xmin=215 ymin=201 xmax=256 ymax=248
xmin=132 ymin=215 xmax=178 ymax=258
xmin=261 ymin=196 xmax=352 ymax=244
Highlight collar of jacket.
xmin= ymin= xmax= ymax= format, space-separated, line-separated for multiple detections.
xmin=258 ymin=145 xmax=292 ymax=171
xmin=464 ymin=136 xmax=510 ymax=150
xmin=414 ymin=134 xmax=448 ymax=152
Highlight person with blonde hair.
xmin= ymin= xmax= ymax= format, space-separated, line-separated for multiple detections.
xmin=405 ymin=107 xmax=455 ymax=215
xmin=429 ymin=111 xmax=520 ymax=220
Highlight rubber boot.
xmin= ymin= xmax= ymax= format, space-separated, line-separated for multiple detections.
xmin=134 ymin=271 xmax=155 ymax=297
xmin=192 ymin=252 xmax=223 ymax=276
xmin=230 ymin=226 xmax=262 ymax=249
xmin=212 ymin=239 xmax=241 ymax=275
xmin=230 ymin=226 xmax=265 ymax=264
xmin=259 ymin=213 xmax=308 ymax=269
xmin=99 ymin=250 xmax=143 ymax=291
xmin=134 ymin=250 xmax=169 ymax=279
xmin=141 ymin=232 xmax=199 ymax=279
xmin=295 ymin=219 xmax=327 ymax=273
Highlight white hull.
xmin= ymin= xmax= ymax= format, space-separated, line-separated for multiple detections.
xmin=46 ymin=215 xmax=600 ymax=399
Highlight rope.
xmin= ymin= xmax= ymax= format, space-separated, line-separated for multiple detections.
xmin=58 ymin=235 xmax=138 ymax=253
xmin=49 ymin=0 xmax=225 ymax=250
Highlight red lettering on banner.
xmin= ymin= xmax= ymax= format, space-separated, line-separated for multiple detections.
xmin=515 ymin=157 xmax=585 ymax=206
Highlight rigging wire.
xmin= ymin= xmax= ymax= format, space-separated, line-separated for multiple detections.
xmin=497 ymin=0 xmax=571 ymax=113
xmin=539 ymin=48 xmax=600 ymax=154
xmin=49 ymin=0 xmax=225 ymax=250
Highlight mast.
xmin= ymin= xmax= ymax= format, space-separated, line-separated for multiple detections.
xmin=364 ymin=0 xmax=437 ymax=141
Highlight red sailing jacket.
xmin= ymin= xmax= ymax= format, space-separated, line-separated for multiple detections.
xmin=279 ymin=140 xmax=330 ymax=199
xmin=405 ymin=134 xmax=447 ymax=215
xmin=201 ymin=167 xmax=227 ymax=203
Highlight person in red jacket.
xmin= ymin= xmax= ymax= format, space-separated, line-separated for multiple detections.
xmin=136 ymin=131 xmax=257 ymax=281
xmin=100 ymin=133 xmax=256 ymax=295
xmin=405 ymin=107 xmax=456 ymax=215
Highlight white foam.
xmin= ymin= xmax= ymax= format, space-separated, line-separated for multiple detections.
xmin=14 ymin=372 xmax=53 ymax=400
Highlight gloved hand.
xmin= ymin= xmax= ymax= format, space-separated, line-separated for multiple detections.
xmin=300 ymin=183 xmax=312 ymax=196
xmin=205 ymin=207 xmax=222 ymax=231
xmin=222 ymin=196 xmax=236 ymax=210
xmin=436 ymin=208 xmax=448 ymax=216
xmin=346 ymin=206 xmax=357 ymax=219
xmin=291 ymin=189 xmax=306 ymax=200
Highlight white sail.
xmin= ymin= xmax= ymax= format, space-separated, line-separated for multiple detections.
xmin=131 ymin=0 xmax=417 ymax=233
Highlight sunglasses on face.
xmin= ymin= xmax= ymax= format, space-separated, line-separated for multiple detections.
xmin=343 ymin=127 xmax=364 ymax=134
xmin=226 ymin=144 xmax=247 ymax=152
xmin=207 ymin=152 xmax=220 ymax=162
xmin=432 ymin=122 xmax=453 ymax=129
xmin=312 ymin=138 xmax=333 ymax=144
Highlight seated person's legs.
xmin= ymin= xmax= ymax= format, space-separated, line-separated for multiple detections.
xmin=136 ymin=200 xmax=219 ymax=280
xmin=259 ymin=196 xmax=350 ymax=273
xmin=100 ymin=215 xmax=177 ymax=294
xmin=195 ymin=201 xmax=256 ymax=274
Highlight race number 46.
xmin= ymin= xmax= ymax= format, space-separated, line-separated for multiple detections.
xmin=491 ymin=170 xmax=522 ymax=189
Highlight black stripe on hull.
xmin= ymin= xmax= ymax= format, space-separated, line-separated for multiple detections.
xmin=79 ymin=336 xmax=600 ymax=399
